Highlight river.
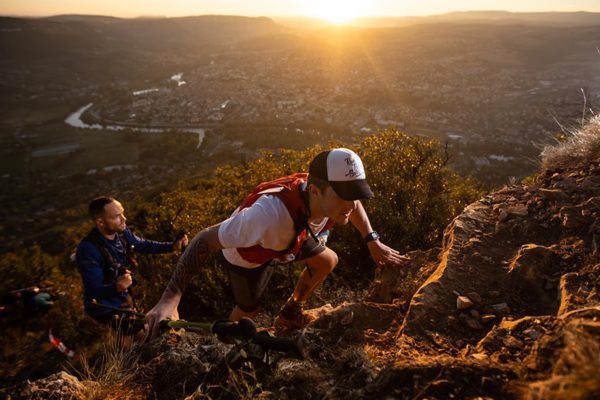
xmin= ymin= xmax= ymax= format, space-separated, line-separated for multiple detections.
xmin=64 ymin=103 xmax=205 ymax=148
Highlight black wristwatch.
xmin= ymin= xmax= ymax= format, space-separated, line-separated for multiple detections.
xmin=364 ymin=231 xmax=380 ymax=243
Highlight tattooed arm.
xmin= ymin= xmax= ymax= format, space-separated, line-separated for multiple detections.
xmin=145 ymin=224 xmax=223 ymax=339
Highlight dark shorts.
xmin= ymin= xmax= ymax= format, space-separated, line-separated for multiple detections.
xmin=221 ymin=236 xmax=326 ymax=312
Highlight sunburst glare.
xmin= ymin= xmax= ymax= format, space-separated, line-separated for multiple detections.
xmin=306 ymin=0 xmax=367 ymax=24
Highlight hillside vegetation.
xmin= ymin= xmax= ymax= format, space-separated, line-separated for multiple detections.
xmin=0 ymin=129 xmax=481 ymax=387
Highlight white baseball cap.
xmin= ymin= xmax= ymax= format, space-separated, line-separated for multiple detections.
xmin=309 ymin=148 xmax=373 ymax=200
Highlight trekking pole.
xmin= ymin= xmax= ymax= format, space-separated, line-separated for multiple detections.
xmin=168 ymin=204 xmax=187 ymax=251
xmin=165 ymin=318 xmax=305 ymax=358
xmin=90 ymin=301 xmax=249 ymax=336
xmin=90 ymin=301 xmax=304 ymax=357
xmin=90 ymin=299 xmax=146 ymax=318
xmin=161 ymin=317 xmax=256 ymax=340
xmin=9 ymin=286 xmax=40 ymax=295
xmin=90 ymin=302 xmax=253 ymax=337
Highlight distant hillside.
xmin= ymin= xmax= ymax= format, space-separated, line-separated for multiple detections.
xmin=308 ymin=22 xmax=600 ymax=70
xmin=354 ymin=10 xmax=600 ymax=28
xmin=0 ymin=14 xmax=292 ymax=89
xmin=0 ymin=14 xmax=289 ymax=57
xmin=43 ymin=14 xmax=123 ymax=23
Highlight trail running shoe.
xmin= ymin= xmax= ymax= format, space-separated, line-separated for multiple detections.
xmin=273 ymin=298 xmax=315 ymax=332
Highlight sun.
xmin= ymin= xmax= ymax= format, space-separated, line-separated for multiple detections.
xmin=307 ymin=0 xmax=366 ymax=24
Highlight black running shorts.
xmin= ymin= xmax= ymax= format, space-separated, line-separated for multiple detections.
xmin=221 ymin=236 xmax=326 ymax=312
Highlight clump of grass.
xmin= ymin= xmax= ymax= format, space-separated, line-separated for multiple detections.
xmin=186 ymin=365 xmax=262 ymax=400
xmin=70 ymin=328 xmax=145 ymax=400
xmin=541 ymin=115 xmax=600 ymax=171
xmin=525 ymin=318 xmax=600 ymax=400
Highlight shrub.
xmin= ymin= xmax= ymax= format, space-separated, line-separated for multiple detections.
xmin=541 ymin=115 xmax=600 ymax=171
xmin=0 ymin=244 xmax=60 ymax=293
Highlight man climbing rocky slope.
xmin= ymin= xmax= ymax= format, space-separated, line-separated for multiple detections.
xmin=11 ymin=117 xmax=600 ymax=399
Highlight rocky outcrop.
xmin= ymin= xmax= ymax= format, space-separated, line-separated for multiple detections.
xmin=366 ymin=247 xmax=440 ymax=305
xmin=9 ymin=371 xmax=85 ymax=400
xmin=402 ymin=160 xmax=600 ymax=344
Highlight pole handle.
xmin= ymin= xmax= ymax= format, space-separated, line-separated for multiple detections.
xmin=252 ymin=332 xmax=305 ymax=359
xmin=211 ymin=317 xmax=257 ymax=340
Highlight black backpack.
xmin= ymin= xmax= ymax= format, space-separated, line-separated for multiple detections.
xmin=83 ymin=229 xmax=138 ymax=285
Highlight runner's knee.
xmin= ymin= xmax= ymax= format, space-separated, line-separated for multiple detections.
xmin=324 ymin=249 xmax=338 ymax=272
xmin=307 ymin=248 xmax=338 ymax=275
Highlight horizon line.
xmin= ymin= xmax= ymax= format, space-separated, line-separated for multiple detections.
xmin=1 ymin=9 xmax=599 ymax=20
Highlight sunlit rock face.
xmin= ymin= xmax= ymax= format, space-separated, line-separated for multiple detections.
xmin=402 ymin=154 xmax=600 ymax=342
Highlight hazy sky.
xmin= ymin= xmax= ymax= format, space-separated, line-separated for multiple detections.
xmin=2 ymin=0 xmax=600 ymax=19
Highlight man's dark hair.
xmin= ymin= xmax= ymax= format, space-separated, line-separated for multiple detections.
xmin=307 ymin=174 xmax=330 ymax=193
xmin=89 ymin=196 xmax=116 ymax=220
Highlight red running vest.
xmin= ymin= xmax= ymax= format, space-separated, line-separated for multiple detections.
xmin=235 ymin=173 xmax=335 ymax=264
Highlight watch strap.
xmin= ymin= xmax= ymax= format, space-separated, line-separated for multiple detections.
xmin=364 ymin=231 xmax=380 ymax=242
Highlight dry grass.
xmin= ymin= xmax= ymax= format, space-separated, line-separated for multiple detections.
xmin=185 ymin=366 xmax=262 ymax=400
xmin=541 ymin=116 xmax=600 ymax=171
xmin=525 ymin=319 xmax=600 ymax=400
xmin=70 ymin=328 xmax=146 ymax=400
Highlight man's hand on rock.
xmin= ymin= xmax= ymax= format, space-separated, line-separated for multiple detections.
xmin=367 ymin=241 xmax=410 ymax=267
xmin=144 ymin=296 xmax=180 ymax=341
